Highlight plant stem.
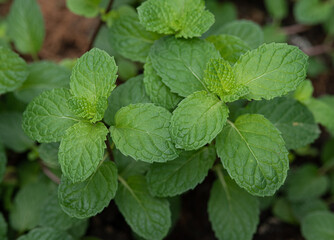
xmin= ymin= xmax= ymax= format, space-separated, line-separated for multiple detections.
xmin=40 ymin=161 xmax=60 ymax=184
xmin=303 ymin=44 xmax=332 ymax=56
xmin=282 ymin=24 xmax=310 ymax=35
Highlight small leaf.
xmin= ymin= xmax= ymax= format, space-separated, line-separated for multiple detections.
xmin=58 ymin=161 xmax=118 ymax=219
xmin=294 ymin=0 xmax=332 ymax=25
xmin=301 ymin=211 xmax=334 ymax=240
xmin=137 ymin=0 xmax=214 ymax=38
xmin=147 ymin=145 xmax=216 ymax=197
xmin=149 ymin=36 xmax=220 ymax=97
xmin=216 ymin=114 xmax=289 ymax=196
xmin=0 ymin=47 xmax=28 ymax=94
xmin=264 ymin=0 xmax=288 ymax=20
xmin=7 ymin=0 xmax=45 ymax=55
xmin=17 ymin=227 xmax=73 ymax=240
xmin=110 ymin=103 xmax=178 ymax=163
xmin=66 ymin=0 xmax=102 ymax=18
xmin=233 ymin=43 xmax=308 ymax=100
xmin=272 ymin=198 xmax=297 ymax=224
xmin=208 ymin=174 xmax=259 ymax=240
xmin=170 ymin=91 xmax=229 ymax=150
xmin=116 ymin=175 xmax=171 ymax=240
xmin=293 ymin=79 xmax=314 ymax=103
xmin=22 ymin=88 xmax=81 ymax=143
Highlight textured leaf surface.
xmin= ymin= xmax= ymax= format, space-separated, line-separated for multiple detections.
xmin=143 ymin=57 xmax=181 ymax=111
xmin=66 ymin=0 xmax=101 ymax=17
xmin=22 ymin=88 xmax=81 ymax=143
xmin=116 ymin=175 xmax=171 ymax=240
xmin=7 ymin=0 xmax=44 ymax=54
xmin=137 ymin=0 xmax=214 ymax=38
xmin=17 ymin=227 xmax=73 ymax=240
xmin=147 ymin=145 xmax=216 ymax=197
xmin=110 ymin=103 xmax=178 ymax=163
xmin=0 ymin=112 xmax=34 ymax=152
xmin=234 ymin=43 xmax=308 ymax=100
xmin=294 ymin=0 xmax=332 ymax=24
xmin=15 ymin=61 xmax=70 ymax=103
xmin=59 ymin=122 xmax=108 ymax=182
xmin=110 ymin=13 xmax=161 ymax=62
xmin=0 ymin=144 xmax=6 ymax=182
xmin=217 ymin=20 xmax=263 ymax=49
xmin=58 ymin=161 xmax=118 ymax=219
xmin=104 ymin=75 xmax=150 ymax=125
xmin=0 ymin=47 xmax=28 ymax=94
xmin=246 ymin=97 xmax=320 ymax=149
xmin=149 ymin=36 xmax=220 ymax=97
xmin=301 ymin=212 xmax=334 ymax=240
xmin=216 ymin=114 xmax=289 ymax=196
xmin=286 ymin=164 xmax=328 ymax=202
xmin=208 ymin=175 xmax=259 ymax=240
xmin=170 ymin=91 xmax=229 ymax=150
xmin=206 ymin=34 xmax=250 ymax=65
xmin=70 ymin=48 xmax=117 ymax=122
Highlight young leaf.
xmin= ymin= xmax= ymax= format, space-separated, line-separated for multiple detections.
xmin=7 ymin=0 xmax=45 ymax=55
xmin=104 ymin=75 xmax=150 ymax=126
xmin=208 ymin=174 xmax=259 ymax=240
xmin=0 ymin=47 xmax=28 ymax=94
xmin=17 ymin=227 xmax=73 ymax=240
xmin=147 ymin=145 xmax=216 ymax=197
xmin=22 ymin=88 xmax=81 ymax=143
xmin=233 ymin=43 xmax=308 ymax=100
xmin=149 ymin=36 xmax=220 ymax=97
xmin=70 ymin=48 xmax=118 ymax=122
xmin=206 ymin=35 xmax=251 ymax=65
xmin=294 ymin=0 xmax=332 ymax=25
xmin=109 ymin=13 xmax=161 ymax=63
xmin=116 ymin=175 xmax=171 ymax=240
xmin=66 ymin=0 xmax=102 ymax=18
xmin=15 ymin=61 xmax=71 ymax=103
xmin=301 ymin=212 xmax=334 ymax=240
xmin=110 ymin=103 xmax=178 ymax=163
xmin=264 ymin=0 xmax=288 ymax=20
xmin=58 ymin=161 xmax=118 ymax=219
xmin=170 ymin=91 xmax=229 ymax=150
xmin=246 ymin=97 xmax=320 ymax=150
xmin=143 ymin=57 xmax=182 ymax=111
xmin=293 ymin=79 xmax=314 ymax=103
xmin=216 ymin=20 xmax=263 ymax=49
xmin=58 ymin=122 xmax=108 ymax=183
xmin=216 ymin=114 xmax=289 ymax=196
xmin=137 ymin=0 xmax=214 ymax=38
xmin=0 ymin=144 xmax=7 ymax=182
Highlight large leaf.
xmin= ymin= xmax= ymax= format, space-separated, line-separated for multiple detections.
xmin=7 ymin=0 xmax=45 ymax=55
xmin=110 ymin=103 xmax=178 ymax=163
xmin=22 ymin=88 xmax=81 ymax=143
xmin=216 ymin=114 xmax=289 ymax=196
xmin=149 ymin=36 xmax=220 ymax=97
xmin=115 ymin=175 xmax=171 ymax=240
xmin=58 ymin=122 xmax=108 ymax=183
xmin=233 ymin=43 xmax=308 ymax=100
xmin=58 ymin=161 xmax=118 ymax=219
xmin=301 ymin=212 xmax=334 ymax=240
xmin=170 ymin=91 xmax=229 ymax=150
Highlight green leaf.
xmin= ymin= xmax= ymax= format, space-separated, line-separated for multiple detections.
xmin=204 ymin=58 xmax=249 ymax=102
xmin=58 ymin=161 xmax=118 ymax=219
xmin=147 ymin=145 xmax=216 ymax=197
xmin=0 ymin=144 xmax=7 ymax=182
xmin=264 ymin=0 xmax=288 ymax=20
xmin=233 ymin=43 xmax=308 ymax=100
xmin=7 ymin=0 xmax=45 ymax=55
xmin=246 ymin=97 xmax=320 ymax=150
xmin=109 ymin=13 xmax=161 ymax=62
xmin=263 ymin=24 xmax=288 ymax=43
xmin=206 ymin=34 xmax=251 ymax=65
xmin=137 ymin=0 xmax=214 ymax=38
xmin=110 ymin=103 xmax=178 ymax=163
xmin=216 ymin=114 xmax=289 ymax=196
xmin=22 ymin=88 xmax=81 ymax=143
xmin=0 ymin=212 xmax=7 ymax=240
xmin=104 ymin=75 xmax=150 ymax=125
xmin=292 ymin=199 xmax=328 ymax=222
xmin=0 ymin=47 xmax=28 ymax=94
xmin=59 ymin=122 xmax=108 ymax=183
xmin=38 ymin=143 xmax=60 ymax=168
xmin=217 ymin=20 xmax=263 ymax=49
xmin=272 ymin=198 xmax=297 ymax=224
xmin=170 ymin=91 xmax=229 ymax=150
xmin=70 ymin=48 xmax=118 ymax=122
xmin=286 ymin=164 xmax=329 ymax=202
xmin=208 ymin=173 xmax=259 ymax=240
xmin=17 ymin=227 xmax=73 ymax=240
xmin=293 ymin=79 xmax=314 ymax=103
xmin=15 ymin=61 xmax=71 ymax=103
xmin=116 ymin=175 xmax=171 ymax=240
xmin=294 ymin=0 xmax=332 ymax=25
xmin=307 ymin=57 xmax=327 ymax=77
xmin=301 ymin=211 xmax=334 ymax=240
xmin=149 ymin=36 xmax=220 ymax=97
xmin=143 ymin=57 xmax=181 ymax=111
xmin=67 ymin=219 xmax=89 ymax=239
xmin=66 ymin=0 xmax=101 ymax=18
xmin=0 ymin=112 xmax=34 ymax=152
